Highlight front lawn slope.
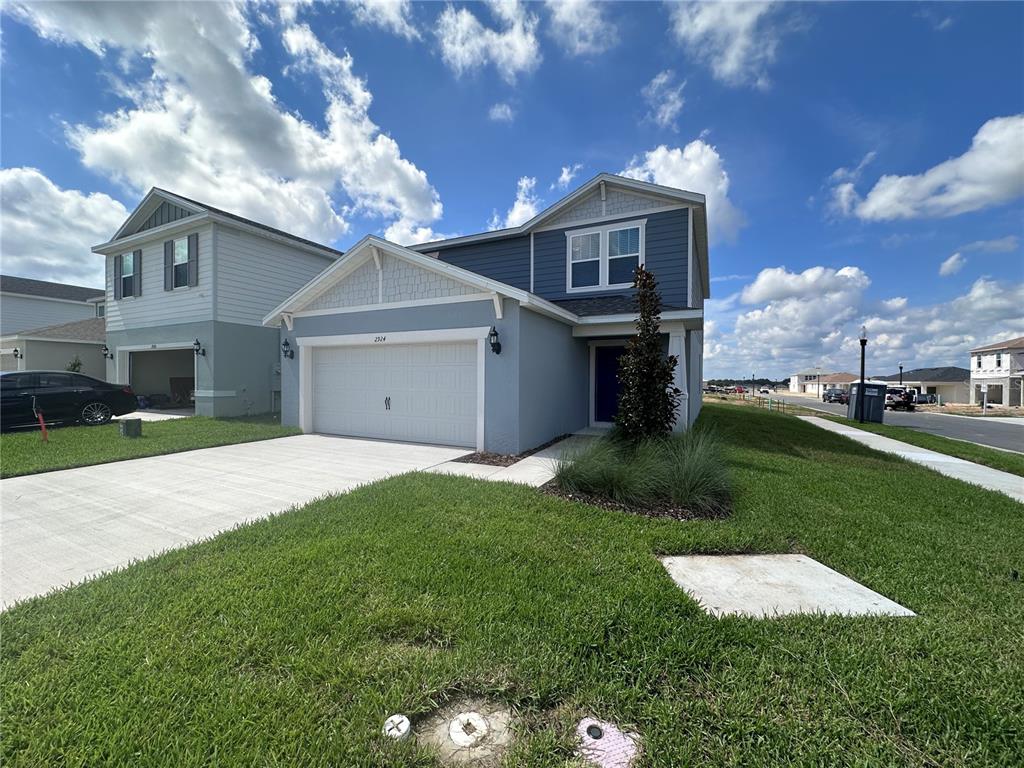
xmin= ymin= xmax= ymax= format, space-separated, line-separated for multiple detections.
xmin=2 ymin=403 xmax=1021 ymax=766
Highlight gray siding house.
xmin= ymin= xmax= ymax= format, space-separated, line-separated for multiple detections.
xmin=0 ymin=275 xmax=103 ymax=336
xmin=266 ymin=174 xmax=709 ymax=454
xmin=91 ymin=189 xmax=338 ymax=416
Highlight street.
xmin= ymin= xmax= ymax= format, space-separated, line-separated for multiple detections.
xmin=770 ymin=395 xmax=1024 ymax=453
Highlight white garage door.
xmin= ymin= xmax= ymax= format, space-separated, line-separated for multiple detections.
xmin=312 ymin=342 xmax=478 ymax=447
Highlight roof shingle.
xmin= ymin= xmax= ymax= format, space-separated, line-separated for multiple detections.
xmin=13 ymin=317 xmax=106 ymax=343
xmin=0 ymin=275 xmax=103 ymax=303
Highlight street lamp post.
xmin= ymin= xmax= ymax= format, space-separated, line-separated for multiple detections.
xmin=858 ymin=326 xmax=868 ymax=424
xmin=898 ymin=361 xmax=903 ymax=386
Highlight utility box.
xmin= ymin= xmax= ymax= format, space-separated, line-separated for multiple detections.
xmin=119 ymin=418 xmax=143 ymax=438
xmin=847 ymin=383 xmax=885 ymax=423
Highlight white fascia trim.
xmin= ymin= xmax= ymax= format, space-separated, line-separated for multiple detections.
xmin=93 ymin=213 xmax=213 ymax=254
xmin=3 ymin=336 xmax=104 ymax=345
xmin=575 ymin=309 xmax=703 ymax=325
xmin=296 ymin=326 xmax=493 ymax=348
xmin=292 ymin=292 xmax=494 ymax=318
xmin=110 ymin=188 xmax=206 ymax=242
xmin=0 ymin=292 xmax=100 ymax=306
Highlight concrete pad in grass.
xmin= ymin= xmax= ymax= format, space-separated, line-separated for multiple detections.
xmin=660 ymin=554 xmax=915 ymax=618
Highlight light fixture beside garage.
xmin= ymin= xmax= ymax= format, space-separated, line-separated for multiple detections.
xmin=281 ymin=339 xmax=294 ymax=359
xmin=489 ymin=327 xmax=502 ymax=355
xmin=193 ymin=338 xmax=206 ymax=357
xmin=12 ymin=347 xmax=22 ymax=360
xmin=101 ymin=345 xmax=114 ymax=360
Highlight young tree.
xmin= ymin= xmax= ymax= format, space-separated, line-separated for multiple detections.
xmin=615 ymin=266 xmax=681 ymax=440
xmin=65 ymin=355 xmax=83 ymax=373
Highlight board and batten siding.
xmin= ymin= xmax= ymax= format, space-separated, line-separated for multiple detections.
xmin=531 ymin=208 xmax=689 ymax=306
xmin=105 ymin=224 xmax=214 ymax=332
xmin=433 ymin=235 xmax=531 ymax=292
xmin=0 ymin=294 xmax=95 ymax=336
xmin=215 ymin=226 xmax=336 ymax=326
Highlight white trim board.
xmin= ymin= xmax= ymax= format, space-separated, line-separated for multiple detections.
xmin=292 ymin=293 xmax=494 ymax=318
xmin=565 ymin=218 xmax=647 ymax=295
xmin=0 ymin=292 xmax=101 ymax=307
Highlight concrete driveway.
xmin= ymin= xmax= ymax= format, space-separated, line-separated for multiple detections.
xmin=1 ymin=435 xmax=468 ymax=608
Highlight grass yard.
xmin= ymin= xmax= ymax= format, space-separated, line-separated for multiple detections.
xmin=0 ymin=415 xmax=299 ymax=478
xmin=819 ymin=415 xmax=1024 ymax=478
xmin=2 ymin=403 xmax=1022 ymax=766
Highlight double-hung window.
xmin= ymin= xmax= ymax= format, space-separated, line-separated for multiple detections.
xmin=121 ymin=252 xmax=135 ymax=297
xmin=566 ymin=220 xmax=645 ymax=292
xmin=173 ymin=238 xmax=189 ymax=288
xmin=996 ymin=353 xmax=1002 ymax=368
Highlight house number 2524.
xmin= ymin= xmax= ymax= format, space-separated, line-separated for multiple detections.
xmin=373 ymin=335 xmax=387 ymax=343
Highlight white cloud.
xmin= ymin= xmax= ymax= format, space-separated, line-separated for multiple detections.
xmin=642 ymin=70 xmax=685 ymax=130
xmin=834 ymin=115 xmax=1024 ymax=221
xmin=348 ymin=0 xmax=420 ymax=40
xmin=545 ymin=0 xmax=616 ymax=56
xmin=667 ymin=1 xmax=789 ymax=89
xmin=0 ymin=168 xmax=128 ymax=287
xmin=622 ymin=141 xmax=745 ymax=242
xmin=8 ymin=1 xmax=443 ymax=248
xmin=488 ymin=176 xmax=539 ymax=229
xmin=939 ymin=252 xmax=965 ymax=276
xmin=436 ymin=0 xmax=541 ymax=83
xmin=961 ymin=235 xmax=1019 ymax=253
xmin=488 ymin=102 xmax=515 ymax=122
xmin=553 ymin=163 xmax=582 ymax=190
xmin=740 ymin=265 xmax=870 ymax=305
xmin=828 ymin=150 xmax=876 ymax=183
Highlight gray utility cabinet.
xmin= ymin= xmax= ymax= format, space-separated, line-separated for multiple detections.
xmin=847 ymin=382 xmax=885 ymax=423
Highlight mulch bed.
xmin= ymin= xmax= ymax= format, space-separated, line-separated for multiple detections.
xmin=453 ymin=434 xmax=572 ymax=467
xmin=540 ymin=481 xmax=730 ymax=522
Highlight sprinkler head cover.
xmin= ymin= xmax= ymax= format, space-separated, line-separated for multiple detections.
xmin=383 ymin=714 xmax=411 ymax=740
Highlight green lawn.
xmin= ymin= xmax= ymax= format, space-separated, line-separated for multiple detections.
xmin=2 ymin=403 xmax=1021 ymax=766
xmin=0 ymin=415 xmax=299 ymax=478
xmin=820 ymin=415 xmax=1024 ymax=478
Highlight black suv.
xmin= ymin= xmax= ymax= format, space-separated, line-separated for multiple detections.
xmin=822 ymin=388 xmax=848 ymax=404
xmin=1 ymin=371 xmax=137 ymax=430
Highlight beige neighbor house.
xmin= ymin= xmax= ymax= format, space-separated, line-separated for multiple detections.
xmin=970 ymin=336 xmax=1024 ymax=407
xmin=876 ymin=366 xmax=971 ymax=404
xmin=789 ymin=370 xmax=857 ymax=396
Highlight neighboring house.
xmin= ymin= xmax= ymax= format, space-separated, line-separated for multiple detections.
xmin=91 ymin=188 xmax=340 ymax=416
xmin=0 ymin=275 xmax=103 ymax=336
xmin=265 ymin=173 xmax=709 ymax=454
xmin=969 ymin=336 xmax=1024 ymax=406
xmin=0 ymin=318 xmax=106 ymax=377
xmin=820 ymin=372 xmax=857 ymax=393
xmin=875 ymin=366 xmax=971 ymax=403
xmin=789 ymin=369 xmax=824 ymax=395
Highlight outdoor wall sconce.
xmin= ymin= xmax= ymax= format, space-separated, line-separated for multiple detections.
xmin=193 ymin=338 xmax=206 ymax=357
xmin=281 ymin=339 xmax=294 ymax=359
xmin=101 ymin=344 xmax=114 ymax=360
xmin=488 ymin=327 xmax=502 ymax=355
xmin=12 ymin=347 xmax=22 ymax=359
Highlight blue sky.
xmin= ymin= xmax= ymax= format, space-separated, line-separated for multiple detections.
xmin=1 ymin=1 xmax=1022 ymax=378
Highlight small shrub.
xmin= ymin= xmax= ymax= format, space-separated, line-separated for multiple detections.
xmin=553 ymin=427 xmax=732 ymax=518
xmin=65 ymin=355 xmax=83 ymax=372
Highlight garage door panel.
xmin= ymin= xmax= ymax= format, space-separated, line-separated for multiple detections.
xmin=312 ymin=341 xmax=477 ymax=448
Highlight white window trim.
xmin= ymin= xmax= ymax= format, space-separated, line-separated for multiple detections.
xmin=565 ymin=219 xmax=646 ymax=294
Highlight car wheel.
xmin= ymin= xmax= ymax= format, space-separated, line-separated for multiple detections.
xmin=80 ymin=401 xmax=113 ymax=426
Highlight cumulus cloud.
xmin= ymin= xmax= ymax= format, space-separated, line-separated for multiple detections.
xmin=553 ymin=163 xmax=582 ymax=190
xmin=831 ymin=115 xmax=1024 ymax=221
xmin=436 ymin=0 xmax=541 ymax=83
xmin=667 ymin=1 xmax=790 ymax=89
xmin=348 ymin=0 xmax=420 ymax=40
xmin=739 ymin=265 xmax=870 ymax=304
xmin=8 ymin=1 xmax=442 ymax=247
xmin=545 ymin=0 xmax=616 ymax=56
xmin=961 ymin=235 xmax=1019 ymax=253
xmin=622 ymin=141 xmax=745 ymax=242
xmin=939 ymin=252 xmax=965 ymax=276
xmin=0 ymin=168 xmax=128 ymax=286
xmin=642 ymin=70 xmax=685 ymax=131
xmin=488 ymin=176 xmax=539 ymax=229
xmin=488 ymin=102 xmax=515 ymax=122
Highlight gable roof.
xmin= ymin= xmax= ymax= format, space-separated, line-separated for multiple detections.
xmin=263 ymin=235 xmax=578 ymax=326
xmin=0 ymin=275 xmax=103 ymax=303
xmin=876 ymin=366 xmax=971 ymax=383
xmin=970 ymin=336 xmax=1024 ymax=353
xmin=408 ymin=173 xmax=710 ymax=297
xmin=821 ymin=372 xmax=858 ymax=383
xmin=4 ymin=317 xmax=106 ymax=343
xmin=95 ymin=188 xmax=343 ymax=260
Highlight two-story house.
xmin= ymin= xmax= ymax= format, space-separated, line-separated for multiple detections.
xmin=969 ymin=336 xmax=1024 ymax=407
xmin=91 ymin=189 xmax=339 ymax=416
xmin=265 ymin=173 xmax=709 ymax=454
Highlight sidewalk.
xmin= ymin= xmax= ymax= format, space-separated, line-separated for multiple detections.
xmin=799 ymin=416 xmax=1024 ymax=504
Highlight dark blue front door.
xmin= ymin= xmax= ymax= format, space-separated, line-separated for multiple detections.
xmin=594 ymin=345 xmax=626 ymax=423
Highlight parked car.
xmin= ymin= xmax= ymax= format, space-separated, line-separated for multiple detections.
xmin=822 ymin=388 xmax=849 ymax=404
xmin=915 ymin=393 xmax=938 ymax=404
xmin=884 ymin=387 xmax=916 ymax=411
xmin=0 ymin=371 xmax=137 ymax=430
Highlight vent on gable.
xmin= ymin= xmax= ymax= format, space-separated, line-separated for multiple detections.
xmin=423 ymin=251 xmax=440 ymax=259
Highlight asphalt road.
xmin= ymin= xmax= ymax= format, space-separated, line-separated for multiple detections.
xmin=770 ymin=395 xmax=1024 ymax=453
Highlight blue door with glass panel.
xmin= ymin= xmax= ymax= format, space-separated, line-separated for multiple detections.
xmin=594 ymin=345 xmax=626 ymax=423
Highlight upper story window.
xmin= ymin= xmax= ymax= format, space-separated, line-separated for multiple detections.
xmin=164 ymin=233 xmax=198 ymax=291
xmin=95 ymin=302 xmax=105 ymax=318
xmin=121 ymin=252 xmax=135 ymax=297
xmin=173 ymin=238 xmax=189 ymax=288
xmin=996 ymin=352 xmax=1002 ymax=368
xmin=566 ymin=220 xmax=645 ymax=292
xmin=976 ymin=355 xmax=982 ymax=369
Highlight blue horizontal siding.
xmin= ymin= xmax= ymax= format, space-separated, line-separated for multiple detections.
xmin=532 ymin=208 xmax=689 ymax=306
xmin=434 ymin=234 xmax=531 ymax=291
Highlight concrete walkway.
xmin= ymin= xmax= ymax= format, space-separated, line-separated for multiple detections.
xmin=429 ymin=435 xmax=588 ymax=487
xmin=799 ymin=416 xmax=1024 ymax=504
xmin=1 ymin=435 xmax=468 ymax=608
